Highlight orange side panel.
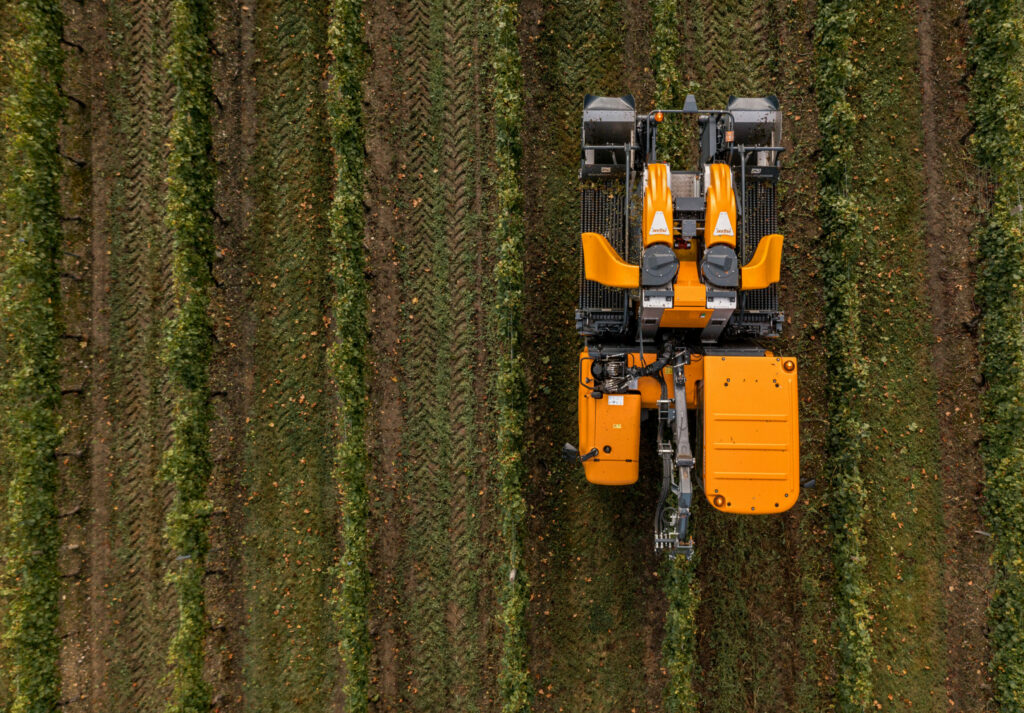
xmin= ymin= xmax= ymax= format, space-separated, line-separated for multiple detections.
xmin=702 ymin=355 xmax=799 ymax=513
xmin=741 ymin=233 xmax=784 ymax=290
xmin=579 ymin=391 xmax=641 ymax=486
xmin=579 ymin=352 xmax=641 ymax=485
xmin=643 ymin=163 xmax=673 ymax=247
xmin=582 ymin=231 xmax=640 ymax=288
xmin=704 ymin=163 xmax=737 ymax=249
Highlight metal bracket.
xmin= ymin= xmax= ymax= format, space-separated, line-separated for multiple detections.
xmin=655 ymin=352 xmax=697 ymax=559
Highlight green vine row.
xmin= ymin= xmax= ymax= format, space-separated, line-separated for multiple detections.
xmin=160 ymin=0 xmax=215 ymax=711
xmin=490 ymin=0 xmax=529 ymax=710
xmin=813 ymin=3 xmax=873 ymax=711
xmin=968 ymin=1 xmax=1024 ymax=709
xmin=327 ymin=0 xmax=371 ymax=710
xmin=0 ymin=2 xmax=65 ymax=712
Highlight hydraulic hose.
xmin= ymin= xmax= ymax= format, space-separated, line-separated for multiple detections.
xmin=629 ymin=341 xmax=674 ymax=379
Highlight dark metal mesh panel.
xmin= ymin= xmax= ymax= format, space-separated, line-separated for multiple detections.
xmin=741 ymin=181 xmax=778 ymax=316
xmin=579 ymin=187 xmax=628 ymax=315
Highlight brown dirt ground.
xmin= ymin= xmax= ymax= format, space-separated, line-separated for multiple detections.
xmin=57 ymin=1 xmax=96 ymax=709
xmin=362 ymin=0 xmax=408 ymax=707
xmin=77 ymin=0 xmax=113 ymax=707
xmin=205 ymin=0 xmax=257 ymax=709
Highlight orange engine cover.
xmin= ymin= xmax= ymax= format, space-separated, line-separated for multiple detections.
xmin=642 ymin=163 xmax=673 ymax=247
xmin=702 ymin=354 xmax=800 ymax=513
xmin=704 ymin=163 xmax=737 ymax=249
xmin=578 ymin=352 xmax=641 ymax=485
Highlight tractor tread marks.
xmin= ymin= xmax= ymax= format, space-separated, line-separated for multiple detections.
xmin=243 ymin=3 xmax=334 ymax=709
xmin=104 ymin=1 xmax=175 ymax=709
xmin=443 ymin=0 xmax=485 ymax=705
xmin=398 ymin=0 xmax=452 ymax=706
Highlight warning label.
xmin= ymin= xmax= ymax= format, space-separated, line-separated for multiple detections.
xmin=607 ymin=394 xmax=624 ymax=406
xmin=713 ymin=211 xmax=734 ymax=237
xmin=648 ymin=210 xmax=670 ymax=236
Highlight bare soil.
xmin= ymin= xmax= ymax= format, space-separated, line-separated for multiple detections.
xmin=204 ymin=0 xmax=257 ymax=709
xmin=363 ymin=0 xmax=408 ymax=706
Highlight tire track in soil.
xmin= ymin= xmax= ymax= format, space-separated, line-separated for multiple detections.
xmin=100 ymin=2 xmax=176 ymax=709
xmin=381 ymin=0 xmax=500 ymax=705
xmin=916 ymin=0 xmax=993 ymax=709
xmin=79 ymin=0 xmax=115 ymax=706
xmin=243 ymin=3 xmax=336 ymax=710
xmin=518 ymin=1 xmax=664 ymax=711
xmin=393 ymin=0 xmax=454 ymax=706
xmin=441 ymin=0 xmax=491 ymax=707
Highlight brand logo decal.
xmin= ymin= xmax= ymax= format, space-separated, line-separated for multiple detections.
xmin=649 ymin=211 xmax=670 ymax=236
xmin=713 ymin=211 xmax=734 ymax=237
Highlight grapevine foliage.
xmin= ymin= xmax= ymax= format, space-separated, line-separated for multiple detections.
xmin=650 ymin=3 xmax=700 ymax=710
xmin=160 ymin=1 xmax=215 ymax=711
xmin=490 ymin=0 xmax=530 ymax=710
xmin=814 ymin=3 xmax=874 ymax=710
xmin=0 ymin=2 xmax=65 ymax=712
xmin=327 ymin=0 xmax=372 ymax=709
xmin=968 ymin=2 xmax=1024 ymax=709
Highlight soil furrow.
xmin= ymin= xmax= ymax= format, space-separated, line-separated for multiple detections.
xmin=56 ymin=2 xmax=96 ymax=709
xmin=365 ymin=0 xmax=504 ymax=706
xmin=394 ymin=0 xmax=454 ymax=706
xmin=204 ymin=1 xmax=256 ymax=710
xmin=101 ymin=2 xmax=176 ymax=708
xmin=442 ymin=0 xmax=487 ymax=706
xmin=363 ymin=0 xmax=409 ymax=705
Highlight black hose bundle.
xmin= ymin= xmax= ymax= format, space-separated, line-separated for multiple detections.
xmin=628 ymin=340 xmax=674 ymax=379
